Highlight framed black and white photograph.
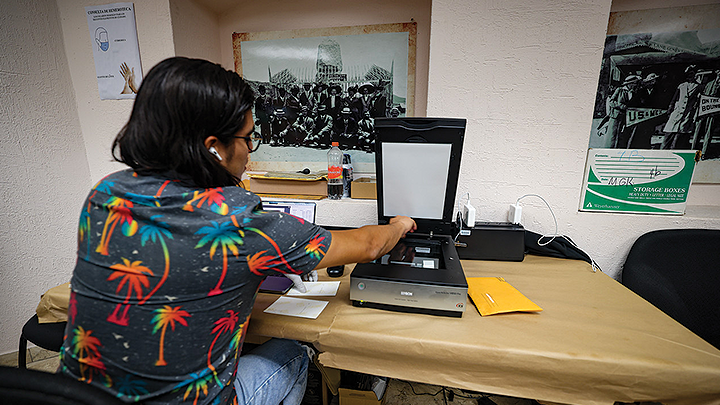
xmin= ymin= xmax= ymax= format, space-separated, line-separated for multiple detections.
xmin=233 ymin=23 xmax=417 ymax=173
xmin=587 ymin=4 xmax=720 ymax=183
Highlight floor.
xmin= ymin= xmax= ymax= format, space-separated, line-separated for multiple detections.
xmin=0 ymin=348 xmax=658 ymax=405
xmin=381 ymin=380 xmax=539 ymax=405
xmin=0 ymin=347 xmax=61 ymax=373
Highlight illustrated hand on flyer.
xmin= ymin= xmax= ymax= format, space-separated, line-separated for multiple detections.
xmin=120 ymin=62 xmax=138 ymax=94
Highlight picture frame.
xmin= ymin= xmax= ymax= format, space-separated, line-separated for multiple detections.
xmin=233 ymin=22 xmax=417 ymax=173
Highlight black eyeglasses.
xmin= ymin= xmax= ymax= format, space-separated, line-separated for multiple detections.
xmin=234 ymin=130 xmax=262 ymax=153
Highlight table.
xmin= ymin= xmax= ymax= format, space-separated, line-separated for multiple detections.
xmin=247 ymin=255 xmax=720 ymax=405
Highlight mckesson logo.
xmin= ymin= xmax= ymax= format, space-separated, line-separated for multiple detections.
xmin=400 ymin=291 xmax=413 ymax=296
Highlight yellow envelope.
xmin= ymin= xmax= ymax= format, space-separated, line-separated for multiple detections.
xmin=467 ymin=277 xmax=542 ymax=316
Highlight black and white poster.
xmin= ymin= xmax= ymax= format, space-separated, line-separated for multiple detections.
xmin=588 ymin=4 xmax=720 ymax=183
xmin=233 ymin=23 xmax=417 ymax=173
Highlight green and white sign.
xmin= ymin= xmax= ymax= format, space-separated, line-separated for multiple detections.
xmin=580 ymin=149 xmax=699 ymax=215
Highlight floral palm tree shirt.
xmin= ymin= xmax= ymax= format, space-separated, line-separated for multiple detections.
xmin=61 ymin=170 xmax=331 ymax=404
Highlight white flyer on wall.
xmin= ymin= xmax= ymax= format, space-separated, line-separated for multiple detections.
xmin=86 ymin=2 xmax=142 ymax=100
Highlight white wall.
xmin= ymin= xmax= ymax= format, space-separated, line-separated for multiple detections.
xmin=56 ymin=0 xmax=176 ymax=183
xmin=427 ymin=0 xmax=720 ymax=281
xmin=0 ymin=0 xmax=91 ymax=354
xmin=0 ymin=0 xmax=429 ymax=356
xmin=214 ymin=0 xmax=719 ymax=280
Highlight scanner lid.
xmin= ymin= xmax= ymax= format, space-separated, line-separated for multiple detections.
xmin=374 ymin=117 xmax=466 ymax=235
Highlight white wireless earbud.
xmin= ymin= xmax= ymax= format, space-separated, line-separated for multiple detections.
xmin=208 ymin=146 xmax=222 ymax=161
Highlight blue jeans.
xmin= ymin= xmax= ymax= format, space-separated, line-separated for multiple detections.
xmin=234 ymin=338 xmax=309 ymax=405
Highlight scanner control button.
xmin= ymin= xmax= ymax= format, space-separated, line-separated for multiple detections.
xmin=357 ymin=282 xmax=365 ymax=290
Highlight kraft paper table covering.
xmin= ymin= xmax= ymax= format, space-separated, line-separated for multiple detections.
xmin=37 ymin=256 xmax=720 ymax=404
xmin=36 ymin=282 xmax=71 ymax=323
xmin=247 ymin=256 xmax=720 ymax=405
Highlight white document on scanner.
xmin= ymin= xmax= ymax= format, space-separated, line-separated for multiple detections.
xmin=382 ymin=142 xmax=451 ymax=219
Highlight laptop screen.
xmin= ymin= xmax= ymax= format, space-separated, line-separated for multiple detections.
xmin=261 ymin=201 xmax=316 ymax=223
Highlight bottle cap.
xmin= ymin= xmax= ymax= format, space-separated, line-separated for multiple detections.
xmin=332 ymin=142 xmax=339 ymax=146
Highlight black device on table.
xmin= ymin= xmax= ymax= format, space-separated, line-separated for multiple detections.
xmin=327 ymin=265 xmax=345 ymax=277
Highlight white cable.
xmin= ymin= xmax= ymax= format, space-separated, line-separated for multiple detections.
xmin=516 ymin=193 xmax=600 ymax=273
xmin=516 ymin=194 xmax=557 ymax=246
xmin=562 ymin=235 xmax=601 ymax=273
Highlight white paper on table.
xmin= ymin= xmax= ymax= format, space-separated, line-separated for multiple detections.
xmin=286 ymin=281 xmax=341 ymax=296
xmin=264 ymin=296 xmax=329 ymax=319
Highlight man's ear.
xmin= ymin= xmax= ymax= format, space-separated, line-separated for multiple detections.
xmin=204 ymin=136 xmax=225 ymax=162
xmin=203 ymin=136 xmax=219 ymax=150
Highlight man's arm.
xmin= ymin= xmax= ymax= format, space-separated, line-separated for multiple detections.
xmin=315 ymin=216 xmax=416 ymax=269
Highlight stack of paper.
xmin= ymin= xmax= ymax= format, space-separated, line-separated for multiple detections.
xmin=263 ymin=281 xmax=340 ymax=319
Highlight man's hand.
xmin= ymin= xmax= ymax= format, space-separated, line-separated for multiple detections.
xmin=315 ymin=216 xmax=417 ymax=269
xmin=303 ymin=270 xmax=318 ymax=282
xmin=284 ymin=270 xmax=317 ymax=293
xmin=389 ymin=216 xmax=417 ymax=238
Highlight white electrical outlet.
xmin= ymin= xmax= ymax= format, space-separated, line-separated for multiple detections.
xmin=509 ymin=203 xmax=522 ymax=224
xmin=463 ymin=203 xmax=476 ymax=227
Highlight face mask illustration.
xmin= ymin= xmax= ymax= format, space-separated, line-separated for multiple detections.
xmin=95 ymin=28 xmax=109 ymax=52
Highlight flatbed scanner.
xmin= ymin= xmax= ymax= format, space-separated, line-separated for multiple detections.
xmin=350 ymin=117 xmax=468 ymax=317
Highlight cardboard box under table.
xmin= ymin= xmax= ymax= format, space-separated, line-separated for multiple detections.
xmin=338 ymin=388 xmax=384 ymax=405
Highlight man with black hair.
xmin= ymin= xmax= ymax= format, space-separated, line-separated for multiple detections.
xmin=61 ymin=57 xmax=416 ymax=405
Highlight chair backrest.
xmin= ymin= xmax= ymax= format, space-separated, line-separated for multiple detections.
xmin=0 ymin=366 xmax=129 ymax=405
xmin=622 ymin=228 xmax=720 ymax=349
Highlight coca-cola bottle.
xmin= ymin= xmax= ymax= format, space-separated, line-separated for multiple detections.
xmin=327 ymin=142 xmax=343 ymax=199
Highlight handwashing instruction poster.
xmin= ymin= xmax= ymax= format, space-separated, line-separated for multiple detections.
xmin=86 ymin=2 xmax=142 ymax=100
xmin=580 ymin=149 xmax=699 ymax=215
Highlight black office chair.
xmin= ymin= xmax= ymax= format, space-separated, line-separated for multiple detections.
xmin=621 ymin=228 xmax=720 ymax=349
xmin=18 ymin=314 xmax=66 ymax=368
xmin=0 ymin=366 xmax=128 ymax=405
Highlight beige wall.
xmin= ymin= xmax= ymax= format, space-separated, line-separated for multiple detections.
xmin=0 ymin=0 xmax=91 ymax=354
xmin=56 ymin=0 xmax=176 ymax=183
xmin=0 ymin=0 xmax=179 ymax=355
xmin=170 ymin=0 xmax=221 ymax=61
xmin=216 ymin=0 xmax=432 ymax=117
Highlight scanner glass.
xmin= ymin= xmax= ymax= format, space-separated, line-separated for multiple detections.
xmin=380 ymin=236 xmax=444 ymax=270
